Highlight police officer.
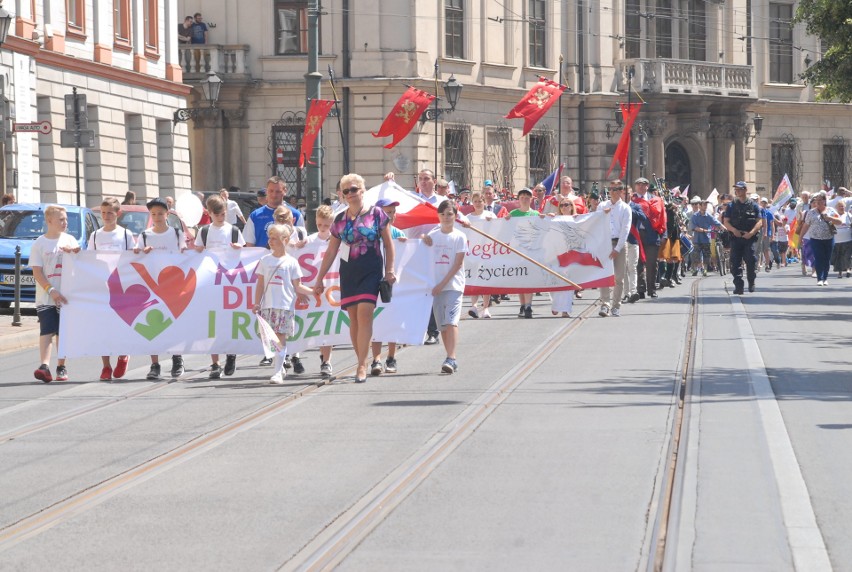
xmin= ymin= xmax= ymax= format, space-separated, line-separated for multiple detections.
xmin=722 ymin=181 xmax=763 ymax=294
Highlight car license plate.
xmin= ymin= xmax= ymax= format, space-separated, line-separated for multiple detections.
xmin=0 ymin=274 xmax=35 ymax=286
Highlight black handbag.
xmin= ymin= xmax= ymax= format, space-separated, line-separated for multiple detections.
xmin=379 ymin=279 xmax=393 ymax=303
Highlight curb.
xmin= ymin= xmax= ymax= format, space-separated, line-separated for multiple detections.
xmin=0 ymin=323 xmax=41 ymax=353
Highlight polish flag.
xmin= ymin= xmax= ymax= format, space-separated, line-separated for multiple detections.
xmin=361 ymin=181 xmax=440 ymax=230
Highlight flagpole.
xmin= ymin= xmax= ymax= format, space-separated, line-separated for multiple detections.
xmin=463 ymin=223 xmax=585 ymax=291
xmin=433 ymin=59 xmax=439 ymax=176
xmin=558 ymin=54 xmax=563 ymax=170
xmin=328 ymin=66 xmax=349 ymax=174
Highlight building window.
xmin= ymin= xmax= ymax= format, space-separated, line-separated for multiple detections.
xmin=655 ymin=0 xmax=672 ymax=59
xmin=771 ymin=141 xmax=797 ymax=193
xmin=687 ymin=0 xmax=706 ymax=61
xmin=271 ymin=113 xmax=308 ymax=200
xmin=446 ymin=0 xmax=464 ymax=59
xmin=276 ymin=1 xmax=308 ymax=55
xmin=529 ymin=130 xmax=554 ymax=185
xmin=445 ymin=125 xmax=470 ymax=189
xmin=823 ymin=142 xmax=846 ymax=189
xmin=66 ymin=0 xmax=85 ymax=36
xmin=144 ymin=0 xmax=159 ymax=55
xmin=769 ymin=3 xmax=794 ymax=83
xmin=528 ymin=0 xmax=546 ymax=67
xmin=626 ymin=0 xmax=641 ymax=59
xmin=114 ymin=0 xmax=131 ymax=48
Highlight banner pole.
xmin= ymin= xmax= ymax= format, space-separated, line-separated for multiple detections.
xmin=462 ymin=223 xmax=585 ymax=291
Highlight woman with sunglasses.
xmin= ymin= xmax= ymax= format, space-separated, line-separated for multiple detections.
xmin=313 ymin=174 xmax=396 ymax=383
xmin=549 ymin=200 xmax=577 ymax=316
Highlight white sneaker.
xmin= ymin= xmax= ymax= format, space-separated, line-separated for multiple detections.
xmin=611 ymin=307 xmax=621 ymax=317
xmin=270 ymin=371 xmax=285 ymax=384
xmin=598 ymin=306 xmax=610 ymax=317
xmin=480 ymin=308 xmax=492 ymax=319
xmin=823 ymin=280 xmax=829 ymax=286
xmin=817 ymin=281 xmax=824 ymax=286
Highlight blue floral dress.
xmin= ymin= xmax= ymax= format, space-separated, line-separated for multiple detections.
xmin=330 ymin=206 xmax=389 ymax=309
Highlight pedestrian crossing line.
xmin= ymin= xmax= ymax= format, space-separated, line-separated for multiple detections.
xmin=280 ymin=302 xmax=600 ymax=572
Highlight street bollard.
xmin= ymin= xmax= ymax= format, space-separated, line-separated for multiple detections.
xmin=12 ymin=245 xmax=22 ymax=327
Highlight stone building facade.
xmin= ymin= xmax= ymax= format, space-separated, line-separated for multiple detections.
xmin=178 ymin=0 xmax=852 ymax=201
xmin=1 ymin=0 xmax=191 ymax=205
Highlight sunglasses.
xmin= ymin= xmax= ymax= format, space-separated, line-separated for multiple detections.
xmin=560 ymin=203 xmax=573 ymax=208
xmin=342 ymin=186 xmax=360 ymax=196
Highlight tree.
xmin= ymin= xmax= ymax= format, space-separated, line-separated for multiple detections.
xmin=793 ymin=0 xmax=852 ymax=102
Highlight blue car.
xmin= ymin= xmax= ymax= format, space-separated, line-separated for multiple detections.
xmin=0 ymin=203 xmax=100 ymax=307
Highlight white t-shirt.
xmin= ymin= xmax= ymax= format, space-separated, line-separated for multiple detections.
xmin=87 ymin=226 xmax=133 ymax=251
xmin=782 ymin=207 xmax=797 ymax=226
xmin=225 ymin=199 xmax=243 ymax=224
xmin=194 ymin=222 xmax=246 ymax=250
xmin=427 ymin=227 xmax=468 ymax=293
xmin=137 ymin=227 xmax=184 ymax=253
xmin=305 ymin=232 xmax=330 ymax=245
xmin=29 ymin=232 xmax=80 ymax=307
xmin=835 ymin=211 xmax=852 ymax=243
xmin=467 ymin=211 xmax=496 ymax=223
xmin=257 ymin=253 xmax=304 ymax=311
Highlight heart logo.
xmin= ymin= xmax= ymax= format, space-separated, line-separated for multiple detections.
xmin=134 ymin=309 xmax=173 ymax=340
xmin=108 ymin=269 xmax=158 ymax=326
xmin=131 ymin=263 xmax=197 ymax=319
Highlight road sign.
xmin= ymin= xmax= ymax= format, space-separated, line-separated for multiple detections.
xmin=13 ymin=121 xmax=52 ymax=134
xmin=64 ymin=93 xmax=88 ymax=130
xmin=60 ymin=129 xmax=96 ymax=148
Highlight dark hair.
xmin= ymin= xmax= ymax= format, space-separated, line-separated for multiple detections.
xmin=1 ymin=193 xmax=15 ymax=206
xmin=437 ymin=199 xmax=457 ymax=215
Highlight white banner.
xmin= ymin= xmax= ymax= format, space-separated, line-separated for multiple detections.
xmin=59 ymin=244 xmax=432 ymax=358
xmin=461 ymin=212 xmax=614 ymax=294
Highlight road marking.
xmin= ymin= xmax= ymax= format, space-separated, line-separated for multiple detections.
xmin=730 ymin=296 xmax=832 ymax=571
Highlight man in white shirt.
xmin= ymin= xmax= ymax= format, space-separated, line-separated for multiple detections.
xmin=220 ymin=188 xmax=247 ymax=227
xmin=597 ymin=179 xmax=632 ymax=317
xmin=417 ymin=169 xmax=441 ymax=205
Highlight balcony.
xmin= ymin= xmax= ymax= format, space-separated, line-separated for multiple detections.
xmin=616 ymin=59 xmax=755 ymax=98
xmin=179 ymin=45 xmax=252 ymax=82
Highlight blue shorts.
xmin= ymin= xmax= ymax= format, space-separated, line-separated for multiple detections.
xmin=37 ymin=305 xmax=60 ymax=336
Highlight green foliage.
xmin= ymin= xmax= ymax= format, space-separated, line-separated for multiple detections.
xmin=794 ymin=0 xmax=852 ymax=102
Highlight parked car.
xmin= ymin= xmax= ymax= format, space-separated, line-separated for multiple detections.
xmin=117 ymin=205 xmax=195 ymax=249
xmin=204 ymin=190 xmax=261 ymax=229
xmin=0 ymin=203 xmax=100 ymax=307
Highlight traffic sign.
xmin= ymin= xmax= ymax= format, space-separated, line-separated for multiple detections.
xmin=60 ymin=129 xmax=96 ymax=148
xmin=13 ymin=121 xmax=52 ymax=134
xmin=65 ymin=93 xmax=88 ymax=130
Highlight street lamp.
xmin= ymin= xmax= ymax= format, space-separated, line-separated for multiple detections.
xmin=0 ymin=6 xmax=12 ymax=47
xmin=173 ymin=71 xmax=223 ymax=124
xmin=605 ymin=105 xmax=624 ymax=138
xmin=744 ymin=113 xmax=763 ymax=143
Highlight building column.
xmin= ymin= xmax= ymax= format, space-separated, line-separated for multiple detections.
xmin=92 ymin=0 xmax=112 ymax=64
xmin=43 ymin=0 xmax=66 ymax=53
xmin=734 ymin=136 xmax=745 ymax=184
xmin=164 ymin=0 xmax=183 ymax=82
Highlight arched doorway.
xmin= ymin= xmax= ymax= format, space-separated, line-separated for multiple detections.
xmin=665 ymin=141 xmax=692 ymax=190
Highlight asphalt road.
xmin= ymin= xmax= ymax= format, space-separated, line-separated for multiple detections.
xmin=0 ymin=268 xmax=849 ymax=571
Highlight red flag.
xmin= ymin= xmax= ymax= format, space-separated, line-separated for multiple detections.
xmin=392 ymin=202 xmax=440 ymax=229
xmin=633 ymin=195 xmax=667 ymax=235
xmin=505 ymin=77 xmax=567 ymax=136
xmin=299 ymin=99 xmax=335 ymax=168
xmin=606 ymin=103 xmax=642 ymax=178
xmin=372 ymin=87 xmax=435 ymax=149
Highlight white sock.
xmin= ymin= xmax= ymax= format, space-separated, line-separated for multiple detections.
xmin=275 ymin=348 xmax=288 ymax=375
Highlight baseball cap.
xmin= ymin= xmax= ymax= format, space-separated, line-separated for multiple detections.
xmin=517 ymin=187 xmax=533 ymax=196
xmin=257 ymin=188 xmax=267 ymax=197
xmin=146 ymin=197 xmax=169 ymax=210
xmin=750 ymin=193 xmax=760 ymax=201
xmin=690 ymin=196 xmax=701 ymax=204
xmin=733 ymin=181 xmax=747 ymax=189
xmin=759 ymin=197 xmax=769 ymax=203
xmin=484 ymin=180 xmax=494 ymax=187
xmin=375 ymin=198 xmax=400 ymax=208
xmin=634 ymin=177 xmax=650 ymax=184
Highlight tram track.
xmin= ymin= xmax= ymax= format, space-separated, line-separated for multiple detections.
xmin=279 ymin=301 xmax=601 ymax=571
xmin=647 ymin=279 xmax=701 ymax=572
xmin=0 ymin=300 xmax=601 ymax=559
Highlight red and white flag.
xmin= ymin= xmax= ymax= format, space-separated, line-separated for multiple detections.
xmin=299 ymin=99 xmax=336 ymax=168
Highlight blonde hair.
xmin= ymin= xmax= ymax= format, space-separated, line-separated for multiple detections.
xmin=206 ymin=195 xmax=225 ymax=214
xmin=273 ymin=205 xmax=294 ymax=225
xmin=316 ymin=204 xmax=334 ymax=221
xmin=44 ymin=205 xmax=67 ymax=220
xmin=267 ymin=223 xmax=293 ymax=244
xmin=339 ymin=173 xmax=365 ymax=192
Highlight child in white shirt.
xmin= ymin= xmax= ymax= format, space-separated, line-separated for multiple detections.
xmin=31 ymin=205 xmax=80 ymax=382
xmin=253 ymin=224 xmax=314 ymax=384
xmin=88 ymin=197 xmax=133 ymax=381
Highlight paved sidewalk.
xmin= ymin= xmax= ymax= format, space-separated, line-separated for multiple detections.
xmin=0 ymin=313 xmax=40 ymax=354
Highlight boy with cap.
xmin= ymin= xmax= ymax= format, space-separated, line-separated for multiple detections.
xmin=135 ymin=197 xmax=188 ymax=379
